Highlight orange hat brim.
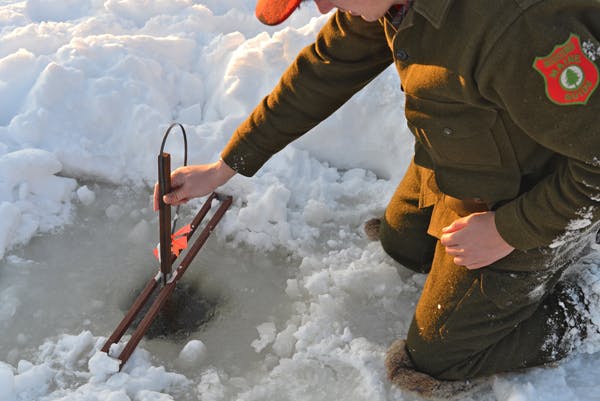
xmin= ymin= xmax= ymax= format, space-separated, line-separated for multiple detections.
xmin=255 ymin=0 xmax=303 ymax=25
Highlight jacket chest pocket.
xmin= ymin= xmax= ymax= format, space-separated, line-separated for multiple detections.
xmin=405 ymin=95 xmax=502 ymax=168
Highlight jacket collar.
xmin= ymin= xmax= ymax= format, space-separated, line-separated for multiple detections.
xmin=413 ymin=0 xmax=453 ymax=29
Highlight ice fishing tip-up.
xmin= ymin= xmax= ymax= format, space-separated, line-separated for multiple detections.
xmin=101 ymin=123 xmax=232 ymax=369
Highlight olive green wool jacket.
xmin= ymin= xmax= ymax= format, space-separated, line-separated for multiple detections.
xmin=221 ymin=0 xmax=600 ymax=251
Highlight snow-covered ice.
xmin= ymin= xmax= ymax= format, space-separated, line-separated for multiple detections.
xmin=0 ymin=1 xmax=599 ymax=400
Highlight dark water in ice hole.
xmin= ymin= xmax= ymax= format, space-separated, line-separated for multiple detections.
xmin=0 ymin=184 xmax=297 ymax=377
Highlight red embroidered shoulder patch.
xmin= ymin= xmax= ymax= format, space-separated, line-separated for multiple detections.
xmin=533 ymin=34 xmax=599 ymax=105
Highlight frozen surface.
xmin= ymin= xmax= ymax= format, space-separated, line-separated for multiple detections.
xmin=0 ymin=0 xmax=599 ymax=400
xmin=0 ymin=186 xmax=300 ymax=400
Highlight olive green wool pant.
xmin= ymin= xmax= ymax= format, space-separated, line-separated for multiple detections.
xmin=380 ymin=160 xmax=589 ymax=380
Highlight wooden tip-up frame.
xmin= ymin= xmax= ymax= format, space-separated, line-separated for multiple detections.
xmin=101 ymin=151 xmax=232 ymax=369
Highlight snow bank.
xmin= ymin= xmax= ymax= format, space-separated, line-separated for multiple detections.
xmin=0 ymin=0 xmax=407 ymax=259
xmin=0 ymin=149 xmax=76 ymax=259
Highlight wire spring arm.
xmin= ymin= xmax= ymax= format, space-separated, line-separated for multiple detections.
xmin=159 ymin=123 xmax=188 ymax=235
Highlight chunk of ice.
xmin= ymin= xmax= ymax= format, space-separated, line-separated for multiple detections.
xmin=177 ymin=340 xmax=208 ymax=367
xmin=76 ymin=185 xmax=96 ymax=205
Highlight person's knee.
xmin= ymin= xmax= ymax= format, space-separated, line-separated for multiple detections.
xmin=379 ymin=217 xmax=435 ymax=273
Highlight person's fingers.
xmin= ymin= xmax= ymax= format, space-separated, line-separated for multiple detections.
xmin=453 ymin=254 xmax=485 ymax=268
xmin=440 ymin=232 xmax=460 ymax=247
xmin=453 ymin=256 xmax=466 ymax=266
xmin=164 ymin=187 xmax=185 ymax=204
xmin=169 ymin=197 xmax=189 ymax=206
xmin=441 ymin=218 xmax=468 ymax=234
xmin=444 ymin=247 xmax=464 ymax=256
xmin=170 ymin=170 xmax=185 ymax=188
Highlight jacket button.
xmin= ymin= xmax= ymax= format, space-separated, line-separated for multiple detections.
xmin=396 ymin=49 xmax=409 ymax=61
xmin=442 ymin=127 xmax=453 ymax=135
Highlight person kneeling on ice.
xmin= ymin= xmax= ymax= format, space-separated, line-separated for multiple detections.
xmin=154 ymin=0 xmax=600 ymax=397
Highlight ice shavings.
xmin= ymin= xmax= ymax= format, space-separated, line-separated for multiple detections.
xmin=217 ymin=148 xmax=393 ymax=254
xmin=196 ymin=369 xmax=227 ymax=401
xmin=0 ymin=331 xmax=192 ymax=400
xmin=549 ymin=206 xmax=596 ymax=249
xmin=185 ymin=239 xmax=421 ymax=401
xmin=88 ymin=351 xmax=120 ymax=382
xmin=251 ymin=322 xmax=277 ymax=353
xmin=237 ymin=335 xmax=389 ymax=401
xmin=564 ymin=255 xmax=600 ymax=356
xmin=271 ymin=323 xmax=298 ymax=358
xmin=568 ymin=219 xmax=592 ymax=231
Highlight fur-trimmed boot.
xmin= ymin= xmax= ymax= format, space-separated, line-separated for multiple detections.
xmin=385 ymin=339 xmax=488 ymax=400
xmin=364 ymin=218 xmax=381 ymax=241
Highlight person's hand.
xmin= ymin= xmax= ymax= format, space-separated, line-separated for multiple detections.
xmin=153 ymin=159 xmax=236 ymax=211
xmin=440 ymin=211 xmax=514 ymax=269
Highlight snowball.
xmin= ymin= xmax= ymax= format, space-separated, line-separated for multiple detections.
xmin=76 ymin=185 xmax=96 ymax=205
xmin=176 ymin=340 xmax=208 ymax=368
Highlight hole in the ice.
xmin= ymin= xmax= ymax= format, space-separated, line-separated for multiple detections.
xmin=123 ymin=280 xmax=221 ymax=340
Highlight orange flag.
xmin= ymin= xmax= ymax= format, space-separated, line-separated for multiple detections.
xmin=153 ymin=224 xmax=192 ymax=260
